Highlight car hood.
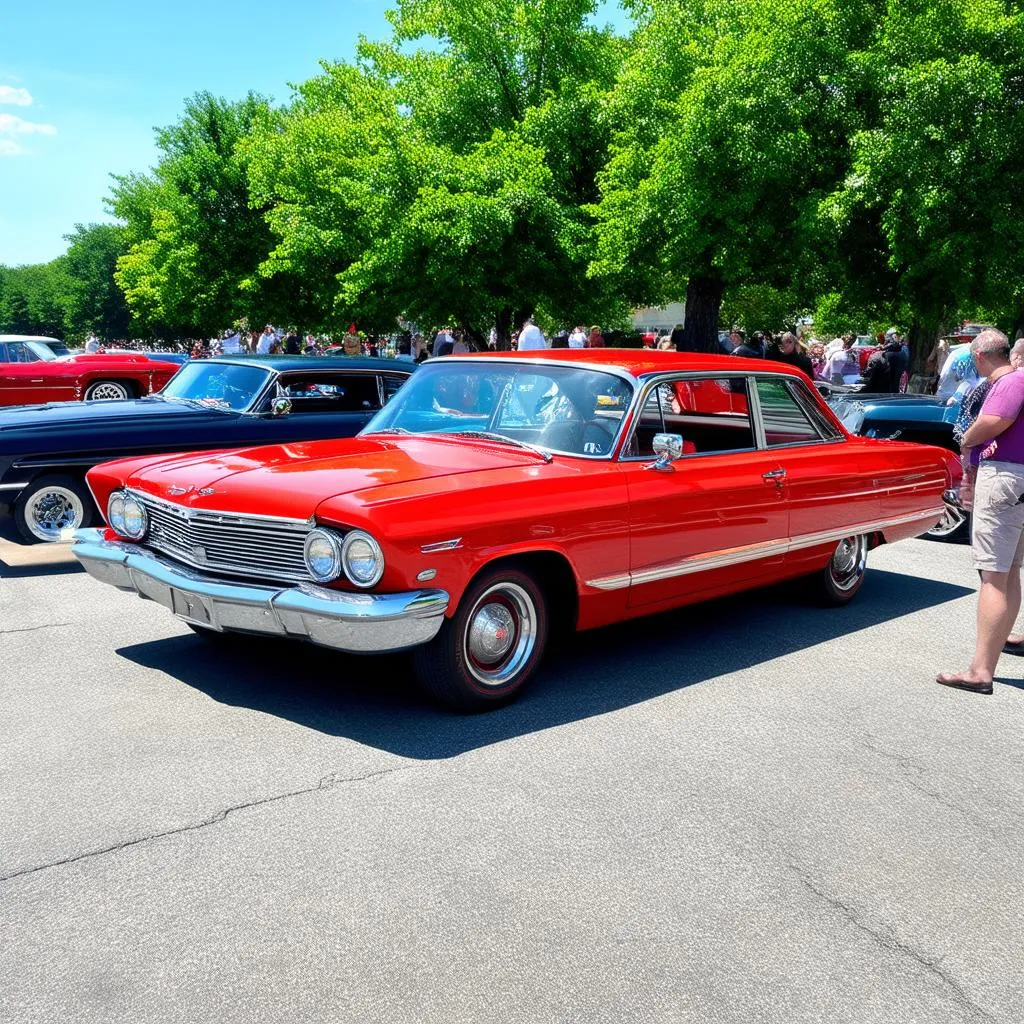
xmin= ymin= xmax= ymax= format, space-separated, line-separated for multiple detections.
xmin=0 ymin=397 xmax=233 ymax=437
xmin=125 ymin=435 xmax=545 ymax=521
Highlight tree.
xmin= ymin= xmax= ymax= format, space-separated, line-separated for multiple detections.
xmin=821 ymin=1 xmax=1024 ymax=366
xmin=593 ymin=0 xmax=876 ymax=351
xmin=0 ymin=260 xmax=73 ymax=337
xmin=109 ymin=92 xmax=293 ymax=336
xmin=246 ymin=0 xmax=629 ymax=347
xmin=60 ymin=223 xmax=132 ymax=340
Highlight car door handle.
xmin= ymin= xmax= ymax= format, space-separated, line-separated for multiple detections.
xmin=762 ymin=469 xmax=787 ymax=481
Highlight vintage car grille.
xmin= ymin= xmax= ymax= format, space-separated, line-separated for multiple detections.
xmin=135 ymin=492 xmax=313 ymax=584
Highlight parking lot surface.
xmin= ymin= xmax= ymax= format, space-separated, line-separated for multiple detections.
xmin=2 ymin=533 xmax=1022 ymax=1023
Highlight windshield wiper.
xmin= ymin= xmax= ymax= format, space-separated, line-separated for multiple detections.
xmin=367 ymin=426 xmax=411 ymax=435
xmin=450 ymin=430 xmax=553 ymax=463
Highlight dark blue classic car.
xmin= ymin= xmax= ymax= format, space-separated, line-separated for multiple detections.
xmin=0 ymin=356 xmax=415 ymax=542
xmin=826 ymin=389 xmax=967 ymax=541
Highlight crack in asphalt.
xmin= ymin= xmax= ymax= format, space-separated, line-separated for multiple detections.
xmin=0 ymin=622 xmax=75 ymax=636
xmin=861 ymin=739 xmax=989 ymax=827
xmin=0 ymin=763 xmax=415 ymax=886
xmin=789 ymin=863 xmax=994 ymax=1022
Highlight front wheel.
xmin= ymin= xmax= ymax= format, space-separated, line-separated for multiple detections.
xmin=809 ymin=534 xmax=868 ymax=606
xmin=84 ymin=380 xmax=131 ymax=401
xmin=412 ymin=567 xmax=549 ymax=712
xmin=13 ymin=474 xmax=96 ymax=543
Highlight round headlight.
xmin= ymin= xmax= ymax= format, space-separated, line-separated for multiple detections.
xmin=304 ymin=528 xmax=344 ymax=583
xmin=121 ymin=495 xmax=149 ymax=540
xmin=107 ymin=491 xmax=127 ymax=535
xmin=342 ymin=530 xmax=384 ymax=588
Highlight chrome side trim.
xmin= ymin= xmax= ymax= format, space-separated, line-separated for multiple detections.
xmin=420 ymin=538 xmax=463 ymax=553
xmin=585 ymin=506 xmax=945 ymax=591
xmin=0 ymin=482 xmax=30 ymax=491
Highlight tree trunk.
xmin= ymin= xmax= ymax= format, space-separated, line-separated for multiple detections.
xmin=907 ymin=320 xmax=939 ymax=377
xmin=679 ymin=273 xmax=725 ymax=353
xmin=494 ymin=306 xmax=514 ymax=351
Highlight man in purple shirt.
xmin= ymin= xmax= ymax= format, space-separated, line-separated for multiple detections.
xmin=938 ymin=328 xmax=1024 ymax=693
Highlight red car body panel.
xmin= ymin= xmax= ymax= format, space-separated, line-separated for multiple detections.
xmin=85 ymin=350 xmax=958 ymax=633
xmin=0 ymin=353 xmax=180 ymax=406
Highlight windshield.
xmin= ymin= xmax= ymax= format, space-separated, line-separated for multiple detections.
xmin=160 ymin=361 xmax=271 ymax=411
xmin=363 ymin=361 xmax=635 ymax=457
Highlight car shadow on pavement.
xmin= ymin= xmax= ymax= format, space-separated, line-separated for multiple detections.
xmin=115 ymin=567 xmax=975 ymax=760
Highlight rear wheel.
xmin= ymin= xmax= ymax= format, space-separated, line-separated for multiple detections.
xmin=412 ymin=567 xmax=549 ymax=712
xmin=13 ymin=474 xmax=96 ymax=543
xmin=84 ymin=380 xmax=132 ymax=401
xmin=809 ymin=534 xmax=868 ymax=606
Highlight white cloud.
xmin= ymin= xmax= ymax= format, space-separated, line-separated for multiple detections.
xmin=0 ymin=113 xmax=56 ymax=136
xmin=0 ymin=86 xmax=32 ymax=106
xmin=0 ymin=139 xmax=25 ymax=156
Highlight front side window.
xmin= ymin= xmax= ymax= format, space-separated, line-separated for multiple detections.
xmin=624 ymin=376 xmax=756 ymax=458
xmin=756 ymin=378 xmax=827 ymax=446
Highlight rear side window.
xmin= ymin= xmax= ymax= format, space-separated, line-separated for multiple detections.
xmin=382 ymin=373 xmax=410 ymax=403
xmin=756 ymin=378 xmax=828 ymax=446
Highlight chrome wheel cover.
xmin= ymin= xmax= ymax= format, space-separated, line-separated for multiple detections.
xmin=463 ymin=582 xmax=537 ymax=688
xmin=87 ymin=381 xmax=129 ymax=401
xmin=928 ymin=504 xmax=968 ymax=538
xmin=829 ymin=535 xmax=867 ymax=592
xmin=24 ymin=486 xmax=84 ymax=542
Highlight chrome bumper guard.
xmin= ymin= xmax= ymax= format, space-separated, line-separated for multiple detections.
xmin=71 ymin=529 xmax=449 ymax=654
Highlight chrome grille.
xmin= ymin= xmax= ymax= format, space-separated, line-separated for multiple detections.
xmin=135 ymin=492 xmax=313 ymax=583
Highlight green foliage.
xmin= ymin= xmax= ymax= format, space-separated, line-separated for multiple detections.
xmin=110 ymin=91 xmax=296 ymax=335
xmin=0 ymin=260 xmax=72 ymax=337
xmin=246 ymin=0 xmax=628 ymax=344
xmin=720 ymin=284 xmax=802 ymax=337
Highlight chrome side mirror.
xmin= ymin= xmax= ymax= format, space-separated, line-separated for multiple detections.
xmin=647 ymin=433 xmax=684 ymax=473
xmin=270 ymin=396 xmax=292 ymax=418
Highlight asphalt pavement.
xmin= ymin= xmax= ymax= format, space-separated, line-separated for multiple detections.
xmin=1 ymin=531 xmax=1022 ymax=1023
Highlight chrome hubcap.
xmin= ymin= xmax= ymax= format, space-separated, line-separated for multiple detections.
xmin=929 ymin=503 xmax=967 ymax=537
xmin=89 ymin=382 xmax=128 ymax=400
xmin=463 ymin=582 xmax=537 ymax=688
xmin=25 ymin=487 xmax=84 ymax=542
xmin=829 ymin=535 xmax=867 ymax=591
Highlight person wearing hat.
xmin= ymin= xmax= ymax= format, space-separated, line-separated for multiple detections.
xmin=587 ymin=325 xmax=605 ymax=348
xmin=884 ymin=327 xmax=909 ymax=392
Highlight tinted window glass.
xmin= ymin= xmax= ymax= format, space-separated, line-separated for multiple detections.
xmin=756 ymin=378 xmax=823 ymax=446
xmin=278 ymin=373 xmax=380 ymax=412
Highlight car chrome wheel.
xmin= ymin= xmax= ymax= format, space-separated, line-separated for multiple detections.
xmin=828 ymin=535 xmax=868 ymax=592
xmin=462 ymin=582 xmax=538 ymax=688
xmin=927 ymin=503 xmax=968 ymax=539
xmin=85 ymin=380 xmax=130 ymax=401
xmin=23 ymin=485 xmax=85 ymax=542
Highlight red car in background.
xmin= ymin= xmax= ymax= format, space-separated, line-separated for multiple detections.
xmin=0 ymin=336 xmax=180 ymax=406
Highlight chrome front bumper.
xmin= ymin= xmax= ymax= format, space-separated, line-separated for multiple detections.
xmin=72 ymin=529 xmax=449 ymax=654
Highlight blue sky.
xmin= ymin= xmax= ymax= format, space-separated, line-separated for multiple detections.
xmin=0 ymin=1 xmax=628 ymax=268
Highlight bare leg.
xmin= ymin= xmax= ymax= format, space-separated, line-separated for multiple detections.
xmin=937 ymin=569 xmax=1019 ymax=690
xmin=1002 ymin=570 xmax=1024 ymax=646
xmin=968 ymin=570 xmax=1016 ymax=681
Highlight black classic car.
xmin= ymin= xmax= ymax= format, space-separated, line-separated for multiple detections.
xmin=0 ymin=356 xmax=416 ymax=542
xmin=826 ymin=389 xmax=967 ymax=541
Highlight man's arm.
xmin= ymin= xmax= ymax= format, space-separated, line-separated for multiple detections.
xmin=962 ymin=413 xmax=1016 ymax=448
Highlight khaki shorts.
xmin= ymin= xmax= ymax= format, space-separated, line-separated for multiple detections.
xmin=972 ymin=461 xmax=1024 ymax=573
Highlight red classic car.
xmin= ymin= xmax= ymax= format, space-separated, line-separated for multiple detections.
xmin=0 ymin=336 xmax=180 ymax=406
xmin=72 ymin=350 xmax=958 ymax=711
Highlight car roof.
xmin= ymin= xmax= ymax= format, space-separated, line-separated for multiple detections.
xmin=200 ymin=355 xmax=415 ymax=372
xmin=0 ymin=334 xmax=63 ymax=343
xmin=446 ymin=348 xmax=805 ymax=379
